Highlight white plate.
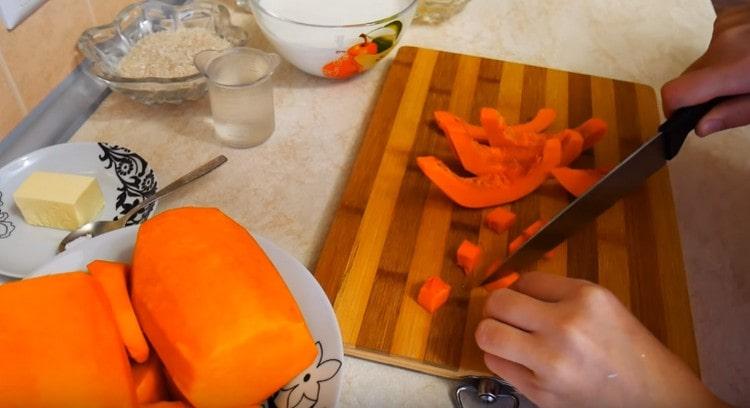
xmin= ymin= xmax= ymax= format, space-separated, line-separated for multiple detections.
xmin=0 ymin=142 xmax=158 ymax=279
xmin=30 ymin=225 xmax=343 ymax=408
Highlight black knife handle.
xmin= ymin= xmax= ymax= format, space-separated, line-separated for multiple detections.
xmin=659 ymin=96 xmax=728 ymax=160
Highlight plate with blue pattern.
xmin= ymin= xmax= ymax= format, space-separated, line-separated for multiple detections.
xmin=0 ymin=142 xmax=157 ymax=280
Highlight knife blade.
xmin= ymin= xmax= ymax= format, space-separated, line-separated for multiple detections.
xmin=479 ymin=97 xmax=725 ymax=286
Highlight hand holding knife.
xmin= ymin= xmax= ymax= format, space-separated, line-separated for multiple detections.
xmin=479 ymin=97 xmax=727 ymax=286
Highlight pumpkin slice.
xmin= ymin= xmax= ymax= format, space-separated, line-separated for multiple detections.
xmin=556 ymin=129 xmax=585 ymax=167
xmin=522 ymin=220 xmax=546 ymax=237
xmin=88 ymin=259 xmax=150 ymax=363
xmin=0 ymin=272 xmax=137 ymax=407
xmin=417 ymin=138 xmax=562 ymax=208
xmin=483 ymin=107 xmax=556 ymax=148
xmin=481 ymin=108 xmax=554 ymax=162
xmin=466 ymin=123 xmax=487 ymax=141
xmin=506 ymin=219 xmax=548 ymax=255
xmin=575 ymin=118 xmax=608 ymax=150
xmin=131 ymin=207 xmax=317 ymax=406
xmin=436 ymin=110 xmax=505 ymax=175
xmin=436 ymin=111 xmax=543 ymax=176
xmin=434 ymin=110 xmax=488 ymax=142
xmin=511 ymin=108 xmax=557 ymax=133
xmin=436 ymin=111 xmax=516 ymax=175
xmin=551 ymin=167 xmax=608 ymax=197
xmin=480 ymin=107 xmax=507 ymax=147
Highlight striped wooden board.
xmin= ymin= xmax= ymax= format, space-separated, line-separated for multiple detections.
xmin=313 ymin=47 xmax=698 ymax=378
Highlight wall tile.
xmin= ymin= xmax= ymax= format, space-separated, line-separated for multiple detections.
xmin=0 ymin=59 xmax=25 ymax=140
xmin=0 ymin=0 xmax=94 ymax=111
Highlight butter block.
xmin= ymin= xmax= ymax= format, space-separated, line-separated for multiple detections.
xmin=13 ymin=171 xmax=105 ymax=230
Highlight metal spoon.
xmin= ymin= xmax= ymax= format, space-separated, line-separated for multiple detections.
xmin=57 ymin=155 xmax=228 ymax=253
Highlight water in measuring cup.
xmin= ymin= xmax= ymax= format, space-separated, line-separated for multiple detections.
xmin=207 ymin=54 xmax=275 ymax=148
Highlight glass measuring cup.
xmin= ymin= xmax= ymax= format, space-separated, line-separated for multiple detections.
xmin=195 ymin=47 xmax=281 ymax=148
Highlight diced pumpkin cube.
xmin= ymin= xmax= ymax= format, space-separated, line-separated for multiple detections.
xmin=485 ymin=207 xmax=517 ymax=233
xmin=417 ymin=276 xmax=452 ymax=313
xmin=456 ymin=240 xmax=482 ymax=275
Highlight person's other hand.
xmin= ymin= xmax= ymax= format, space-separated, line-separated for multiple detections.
xmin=661 ymin=4 xmax=750 ymax=136
xmin=475 ymin=272 xmax=726 ymax=408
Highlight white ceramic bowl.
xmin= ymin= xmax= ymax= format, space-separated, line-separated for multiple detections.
xmin=245 ymin=0 xmax=418 ymax=79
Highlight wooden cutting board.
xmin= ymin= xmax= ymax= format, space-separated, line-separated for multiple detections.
xmin=313 ymin=46 xmax=698 ymax=378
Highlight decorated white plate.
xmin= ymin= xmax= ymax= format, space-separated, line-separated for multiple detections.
xmin=0 ymin=142 xmax=157 ymax=279
xmin=30 ymin=225 xmax=343 ymax=408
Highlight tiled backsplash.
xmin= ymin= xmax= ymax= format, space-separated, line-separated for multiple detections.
xmin=0 ymin=0 xmax=134 ymax=140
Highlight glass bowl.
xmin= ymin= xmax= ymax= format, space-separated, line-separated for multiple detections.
xmin=243 ymin=0 xmax=418 ymax=79
xmin=78 ymin=0 xmax=247 ymax=105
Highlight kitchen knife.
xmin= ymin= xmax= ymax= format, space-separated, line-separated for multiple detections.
xmin=479 ymin=97 xmax=725 ymax=286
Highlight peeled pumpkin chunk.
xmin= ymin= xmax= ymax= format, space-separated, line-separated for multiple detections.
xmin=0 ymin=272 xmax=137 ymax=408
xmin=417 ymin=138 xmax=562 ymax=208
xmin=131 ymin=207 xmax=316 ymax=407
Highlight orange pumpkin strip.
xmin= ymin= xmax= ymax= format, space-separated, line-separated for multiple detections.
xmin=575 ymin=117 xmax=608 ymax=150
xmin=466 ymin=123 xmax=488 ymax=142
xmin=522 ymin=220 xmax=546 ymax=237
xmin=480 ymin=107 xmax=508 ymax=147
xmin=483 ymin=272 xmax=521 ymax=292
xmin=558 ymin=129 xmax=585 ymax=166
xmin=511 ymin=108 xmax=556 ymax=133
xmin=508 ymin=235 xmax=527 ymax=254
xmin=435 ymin=111 xmax=525 ymax=175
xmin=551 ymin=167 xmax=608 ymax=197
xmin=88 ymin=259 xmax=150 ymax=363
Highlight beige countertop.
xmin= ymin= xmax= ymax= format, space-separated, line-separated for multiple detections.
xmin=69 ymin=0 xmax=749 ymax=406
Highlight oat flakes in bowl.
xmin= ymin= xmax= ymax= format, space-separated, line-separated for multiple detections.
xmin=78 ymin=0 xmax=247 ymax=105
